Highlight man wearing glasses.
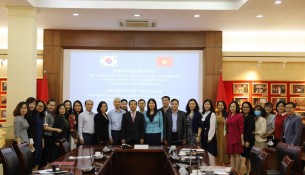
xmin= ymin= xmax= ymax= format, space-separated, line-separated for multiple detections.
xmin=283 ymin=102 xmax=302 ymax=146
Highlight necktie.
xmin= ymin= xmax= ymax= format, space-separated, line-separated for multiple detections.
xmin=132 ymin=112 xmax=135 ymax=122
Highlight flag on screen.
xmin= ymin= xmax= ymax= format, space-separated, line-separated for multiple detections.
xmin=101 ymin=56 xmax=117 ymax=67
xmin=216 ymin=74 xmax=227 ymax=104
xmin=40 ymin=73 xmax=49 ymax=103
xmin=156 ymin=57 xmax=173 ymax=67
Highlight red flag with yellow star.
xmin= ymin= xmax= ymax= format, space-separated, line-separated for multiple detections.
xmin=156 ymin=57 xmax=173 ymax=67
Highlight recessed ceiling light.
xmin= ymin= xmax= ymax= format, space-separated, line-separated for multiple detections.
xmin=134 ymin=14 xmax=140 ymax=17
xmin=275 ymin=0 xmax=282 ymax=5
xmin=194 ymin=14 xmax=200 ymax=18
xmin=256 ymin=15 xmax=263 ymax=18
xmin=72 ymin=13 xmax=79 ymax=16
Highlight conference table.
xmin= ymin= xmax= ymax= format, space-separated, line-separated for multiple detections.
xmin=42 ymin=145 xmax=237 ymax=175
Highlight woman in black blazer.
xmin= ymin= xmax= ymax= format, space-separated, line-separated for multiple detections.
xmin=52 ymin=104 xmax=70 ymax=161
xmin=94 ymin=101 xmax=110 ymax=145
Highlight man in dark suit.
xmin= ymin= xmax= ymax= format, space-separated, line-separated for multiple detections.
xmin=164 ymin=99 xmax=187 ymax=145
xmin=283 ymin=102 xmax=302 ymax=146
xmin=158 ymin=96 xmax=172 ymax=141
xmin=121 ymin=100 xmax=145 ymax=145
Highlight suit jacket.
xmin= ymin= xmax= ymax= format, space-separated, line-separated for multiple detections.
xmin=94 ymin=113 xmax=109 ymax=143
xmin=165 ymin=110 xmax=187 ymax=144
xmin=53 ymin=115 xmax=70 ymax=142
xmin=284 ymin=113 xmax=302 ymax=146
xmin=121 ymin=111 xmax=145 ymax=143
xmin=158 ymin=107 xmax=172 ymax=138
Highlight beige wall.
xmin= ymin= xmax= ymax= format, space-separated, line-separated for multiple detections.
xmin=223 ymin=52 xmax=305 ymax=81
xmin=0 ymin=50 xmax=43 ymax=78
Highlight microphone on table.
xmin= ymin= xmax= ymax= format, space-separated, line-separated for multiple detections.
xmin=73 ymin=142 xmax=80 ymax=175
xmin=189 ymin=148 xmax=194 ymax=173
xmin=121 ymin=134 xmax=138 ymax=149
xmin=196 ymin=150 xmax=200 ymax=172
xmin=81 ymin=144 xmax=95 ymax=174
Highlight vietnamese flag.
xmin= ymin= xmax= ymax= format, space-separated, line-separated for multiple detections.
xmin=156 ymin=57 xmax=173 ymax=67
xmin=40 ymin=73 xmax=49 ymax=103
xmin=216 ymin=74 xmax=227 ymax=104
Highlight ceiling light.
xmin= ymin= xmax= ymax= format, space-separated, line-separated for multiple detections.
xmin=134 ymin=14 xmax=140 ymax=17
xmin=256 ymin=15 xmax=263 ymax=18
xmin=275 ymin=0 xmax=282 ymax=5
xmin=72 ymin=13 xmax=79 ymax=16
xmin=194 ymin=14 xmax=200 ymax=18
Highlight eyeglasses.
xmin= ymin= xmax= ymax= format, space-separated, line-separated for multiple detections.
xmin=37 ymin=105 xmax=44 ymax=107
xmin=285 ymin=106 xmax=295 ymax=109
xmin=242 ymin=106 xmax=250 ymax=108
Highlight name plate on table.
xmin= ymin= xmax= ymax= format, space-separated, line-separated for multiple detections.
xmin=134 ymin=144 xmax=149 ymax=149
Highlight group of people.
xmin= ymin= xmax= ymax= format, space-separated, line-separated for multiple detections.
xmin=218 ymin=100 xmax=303 ymax=174
xmin=13 ymin=96 xmax=303 ymax=174
xmin=13 ymin=98 xmax=81 ymax=170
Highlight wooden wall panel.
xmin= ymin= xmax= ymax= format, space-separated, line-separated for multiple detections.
xmin=43 ymin=30 xmax=222 ymax=103
xmin=205 ymin=47 xmax=222 ymax=75
xmin=133 ymin=31 xmax=206 ymax=48
xmin=59 ymin=30 xmax=134 ymax=48
xmin=47 ymin=73 xmax=60 ymax=103
xmin=205 ymin=31 xmax=222 ymax=48
xmin=44 ymin=30 xmax=61 ymax=46
xmin=203 ymin=75 xmax=219 ymax=101
xmin=43 ymin=45 xmax=61 ymax=74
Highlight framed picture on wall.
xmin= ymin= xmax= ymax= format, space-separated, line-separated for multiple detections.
xmin=290 ymin=97 xmax=305 ymax=109
xmin=1 ymin=81 xmax=7 ymax=92
xmin=233 ymin=83 xmax=249 ymax=94
xmin=234 ymin=97 xmax=249 ymax=108
xmin=252 ymin=97 xmax=268 ymax=107
xmin=0 ymin=109 xmax=6 ymax=120
xmin=0 ymin=94 xmax=6 ymax=106
xmin=252 ymin=83 xmax=268 ymax=94
xmin=290 ymin=83 xmax=305 ymax=95
xmin=270 ymin=83 xmax=287 ymax=95
xmin=271 ymin=97 xmax=287 ymax=107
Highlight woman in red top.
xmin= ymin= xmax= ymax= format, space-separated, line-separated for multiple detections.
xmin=273 ymin=101 xmax=288 ymax=146
xmin=226 ymin=101 xmax=244 ymax=173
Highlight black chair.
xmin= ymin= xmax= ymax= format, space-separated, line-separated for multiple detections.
xmin=58 ymin=138 xmax=71 ymax=155
xmin=285 ymin=145 xmax=302 ymax=175
xmin=250 ymin=146 xmax=263 ymax=175
xmin=0 ymin=147 xmax=20 ymax=175
xmin=279 ymin=155 xmax=294 ymax=175
xmin=12 ymin=143 xmax=33 ymax=175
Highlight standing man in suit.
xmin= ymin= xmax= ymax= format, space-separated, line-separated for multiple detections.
xmin=159 ymin=96 xmax=172 ymax=142
xmin=138 ymin=99 xmax=146 ymax=114
xmin=164 ymin=99 xmax=187 ymax=145
xmin=121 ymin=100 xmax=145 ymax=145
xmin=108 ymin=97 xmax=126 ymax=145
xmin=283 ymin=102 xmax=302 ymax=146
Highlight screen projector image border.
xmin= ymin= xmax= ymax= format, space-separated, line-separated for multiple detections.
xmin=63 ymin=50 xmax=203 ymax=113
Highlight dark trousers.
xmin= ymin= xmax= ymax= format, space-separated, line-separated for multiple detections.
xmin=111 ymin=130 xmax=122 ymax=145
xmin=40 ymin=135 xmax=53 ymax=167
xmin=170 ymin=132 xmax=182 ymax=145
xmin=145 ymin=133 xmax=161 ymax=146
xmin=126 ymin=137 xmax=140 ymax=145
xmin=83 ymin=133 xmax=96 ymax=145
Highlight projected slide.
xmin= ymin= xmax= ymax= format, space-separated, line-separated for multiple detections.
xmin=63 ymin=50 xmax=202 ymax=112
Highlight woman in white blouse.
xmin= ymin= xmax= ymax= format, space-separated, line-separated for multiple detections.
xmin=200 ymin=99 xmax=217 ymax=156
xmin=253 ymin=105 xmax=267 ymax=148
